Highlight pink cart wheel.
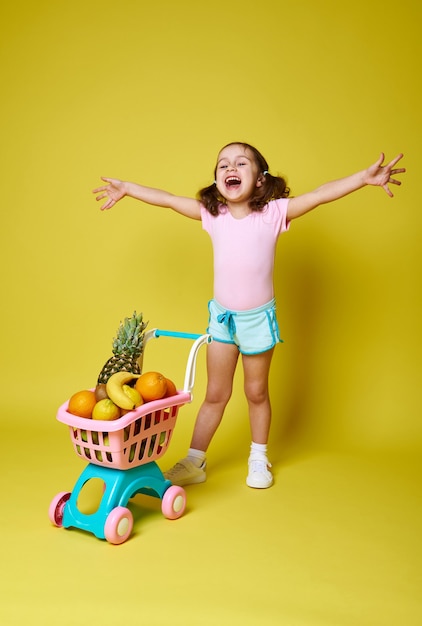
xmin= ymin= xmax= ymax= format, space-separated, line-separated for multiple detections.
xmin=104 ymin=506 xmax=133 ymax=544
xmin=49 ymin=491 xmax=71 ymax=527
xmin=162 ymin=485 xmax=186 ymax=520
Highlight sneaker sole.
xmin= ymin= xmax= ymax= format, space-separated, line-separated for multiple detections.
xmin=246 ymin=476 xmax=274 ymax=489
xmin=164 ymin=472 xmax=206 ymax=487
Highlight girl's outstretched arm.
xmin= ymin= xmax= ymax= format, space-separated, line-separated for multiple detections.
xmin=287 ymin=153 xmax=405 ymax=221
xmin=93 ymin=177 xmax=202 ymax=220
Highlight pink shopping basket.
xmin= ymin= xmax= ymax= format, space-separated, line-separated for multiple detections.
xmin=57 ymin=392 xmax=191 ymax=470
xmin=56 ymin=329 xmax=211 ymax=470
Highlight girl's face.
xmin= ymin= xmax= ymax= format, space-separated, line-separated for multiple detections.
xmin=215 ymin=144 xmax=263 ymax=206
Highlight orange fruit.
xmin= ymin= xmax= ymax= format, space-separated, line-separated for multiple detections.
xmin=164 ymin=377 xmax=177 ymax=397
xmin=68 ymin=390 xmax=97 ymax=418
xmin=135 ymin=371 xmax=167 ymax=402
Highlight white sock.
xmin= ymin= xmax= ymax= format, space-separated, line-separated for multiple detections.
xmin=250 ymin=442 xmax=268 ymax=459
xmin=187 ymin=448 xmax=206 ymax=467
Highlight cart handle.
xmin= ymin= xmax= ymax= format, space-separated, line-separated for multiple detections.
xmin=153 ymin=329 xmax=204 ymax=341
xmin=142 ymin=329 xmax=212 ymax=395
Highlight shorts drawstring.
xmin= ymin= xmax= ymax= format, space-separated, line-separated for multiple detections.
xmin=207 ymin=298 xmax=281 ymax=355
xmin=217 ymin=310 xmax=237 ymax=341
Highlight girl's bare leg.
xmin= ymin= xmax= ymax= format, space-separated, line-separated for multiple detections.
xmin=242 ymin=348 xmax=274 ymax=444
xmin=242 ymin=348 xmax=275 ymax=488
xmin=189 ymin=340 xmax=240 ymax=451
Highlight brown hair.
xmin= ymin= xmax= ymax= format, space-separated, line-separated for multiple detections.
xmin=198 ymin=142 xmax=290 ymax=216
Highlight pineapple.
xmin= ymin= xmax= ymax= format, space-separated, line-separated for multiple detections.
xmin=97 ymin=311 xmax=148 ymax=384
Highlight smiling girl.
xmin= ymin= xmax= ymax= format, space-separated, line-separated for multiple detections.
xmin=93 ymin=142 xmax=405 ymax=489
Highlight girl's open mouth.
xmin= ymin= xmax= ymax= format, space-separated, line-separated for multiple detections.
xmin=225 ymin=176 xmax=241 ymax=188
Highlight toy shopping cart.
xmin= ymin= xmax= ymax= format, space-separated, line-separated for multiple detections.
xmin=49 ymin=329 xmax=211 ymax=544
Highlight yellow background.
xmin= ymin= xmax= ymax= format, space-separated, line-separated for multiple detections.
xmin=1 ymin=1 xmax=420 ymax=625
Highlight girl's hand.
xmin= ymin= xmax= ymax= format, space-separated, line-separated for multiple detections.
xmin=93 ymin=177 xmax=127 ymax=210
xmin=364 ymin=153 xmax=406 ymax=197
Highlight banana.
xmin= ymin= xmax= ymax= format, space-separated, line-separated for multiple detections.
xmin=106 ymin=371 xmax=141 ymax=410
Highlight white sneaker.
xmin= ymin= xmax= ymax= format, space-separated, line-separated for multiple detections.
xmin=164 ymin=458 xmax=206 ymax=486
xmin=246 ymin=455 xmax=273 ymax=489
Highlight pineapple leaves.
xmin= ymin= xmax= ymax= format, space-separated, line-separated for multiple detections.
xmin=98 ymin=311 xmax=148 ymax=384
xmin=111 ymin=311 xmax=148 ymax=356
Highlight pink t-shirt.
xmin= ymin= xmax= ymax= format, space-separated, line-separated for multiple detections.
xmin=201 ymin=198 xmax=290 ymax=311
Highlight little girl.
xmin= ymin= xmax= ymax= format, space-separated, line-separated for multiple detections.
xmin=93 ymin=142 xmax=405 ymax=489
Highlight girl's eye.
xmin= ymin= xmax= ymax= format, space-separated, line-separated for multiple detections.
xmin=238 ymin=162 xmax=246 ymax=166
xmin=219 ymin=164 xmax=228 ymax=169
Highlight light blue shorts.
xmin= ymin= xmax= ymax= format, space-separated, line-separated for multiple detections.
xmin=207 ymin=298 xmax=283 ymax=355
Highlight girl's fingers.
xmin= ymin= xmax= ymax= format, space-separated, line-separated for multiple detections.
xmin=387 ymin=153 xmax=404 ymax=168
